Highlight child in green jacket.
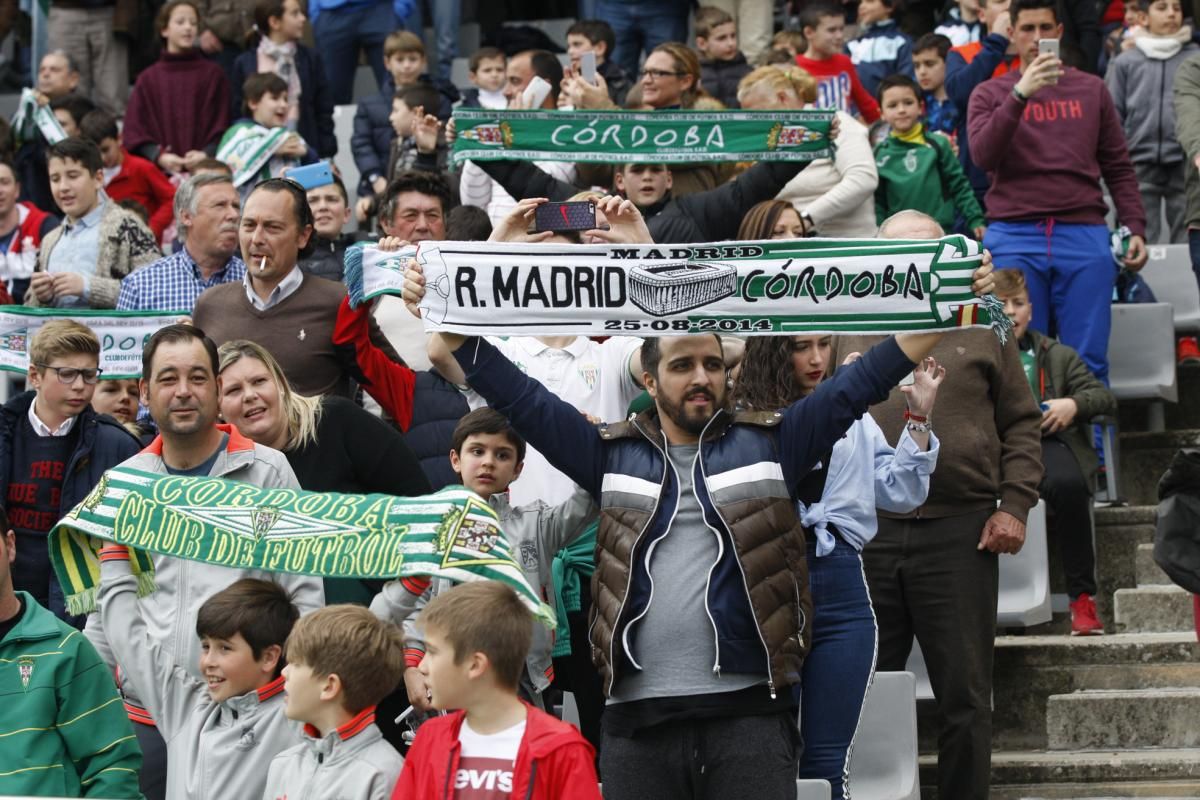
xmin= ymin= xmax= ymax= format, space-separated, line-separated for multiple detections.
xmin=873 ymin=74 xmax=986 ymax=238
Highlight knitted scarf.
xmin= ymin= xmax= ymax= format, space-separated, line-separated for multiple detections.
xmin=0 ymin=307 xmax=183 ymax=379
xmin=258 ymin=38 xmax=302 ymax=128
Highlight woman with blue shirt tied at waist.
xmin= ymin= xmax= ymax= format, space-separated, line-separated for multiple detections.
xmin=733 ymin=336 xmax=943 ymax=800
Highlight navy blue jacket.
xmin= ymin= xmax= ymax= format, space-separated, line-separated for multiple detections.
xmin=231 ymin=45 xmax=337 ymax=158
xmin=407 ymin=370 xmax=470 ymax=491
xmin=945 ymin=32 xmax=1014 ymax=206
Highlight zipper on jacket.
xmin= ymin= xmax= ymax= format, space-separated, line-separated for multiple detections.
xmin=524 ymin=761 xmax=538 ymax=800
xmin=1160 ymin=60 xmax=1166 ymax=164
xmin=689 ymin=446 xmax=727 ymax=675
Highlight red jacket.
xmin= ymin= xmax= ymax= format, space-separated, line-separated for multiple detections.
xmin=105 ymin=150 xmax=176 ymax=241
xmin=333 ymin=296 xmax=416 ymax=430
xmin=391 ymin=705 xmax=600 ymax=800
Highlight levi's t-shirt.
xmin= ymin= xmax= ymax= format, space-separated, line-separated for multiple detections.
xmin=454 ymin=718 xmax=526 ymax=799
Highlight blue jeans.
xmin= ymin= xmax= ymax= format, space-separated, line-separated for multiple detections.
xmin=595 ymin=0 xmax=690 ymax=80
xmin=795 ymin=535 xmax=878 ymax=800
xmin=403 ymin=0 xmax=461 ymax=84
xmin=984 ymin=220 xmax=1114 ymax=384
xmin=313 ymin=1 xmax=399 ymax=105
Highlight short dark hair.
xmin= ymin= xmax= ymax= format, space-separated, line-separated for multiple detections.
xmin=0 ymin=506 xmax=9 ymax=537
xmin=566 ymin=19 xmax=616 ymax=57
xmin=49 ymin=94 xmax=96 ymax=129
xmin=695 ymin=6 xmax=735 ymax=39
xmin=47 ymin=137 xmax=103 ymax=174
xmin=190 ymin=157 xmax=234 ymax=176
xmin=526 ymin=49 xmax=564 ymax=102
xmin=378 ymin=171 xmax=451 ymax=226
xmin=118 ymin=198 xmax=150 ymax=223
xmin=142 ymin=324 xmax=220 ymax=383
xmin=0 ymin=159 xmax=18 ymax=185
xmin=913 ymin=32 xmax=952 ymax=60
xmin=156 ymin=0 xmax=200 ymax=38
xmin=79 ymin=109 xmax=120 ymax=144
xmin=243 ymin=71 xmax=289 ymax=116
xmin=394 ymin=82 xmax=442 ymax=115
xmin=876 ymin=72 xmax=922 ymax=103
xmin=247 ymin=178 xmax=316 ymax=258
xmin=799 ymin=1 xmax=844 ymax=34
xmin=468 ymin=46 xmax=505 ymax=73
xmin=419 ymin=581 xmax=532 ymax=692
xmin=451 ymin=408 xmax=526 ymax=463
xmin=312 ymin=173 xmax=349 ymax=205
xmin=1010 ymin=0 xmax=1061 ymax=24
xmin=446 ymin=205 xmax=492 ymax=241
xmin=196 ymin=578 xmax=298 ymax=675
xmin=639 ymin=334 xmax=723 ymax=379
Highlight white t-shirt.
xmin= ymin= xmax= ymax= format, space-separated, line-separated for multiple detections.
xmin=465 ymin=336 xmax=643 ymax=506
xmin=454 ymin=718 xmax=526 ymax=799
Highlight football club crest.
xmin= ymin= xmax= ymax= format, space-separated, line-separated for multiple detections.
xmin=18 ymin=656 xmax=33 ymax=689
xmin=77 ymin=473 xmax=109 ymax=517
xmin=437 ymin=497 xmax=509 ymax=569
xmin=579 ymin=364 xmax=598 ymax=392
xmin=251 ymin=507 xmax=281 ymax=539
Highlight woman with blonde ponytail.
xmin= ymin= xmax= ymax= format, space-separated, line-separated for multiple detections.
xmin=738 ymin=64 xmax=879 ymax=237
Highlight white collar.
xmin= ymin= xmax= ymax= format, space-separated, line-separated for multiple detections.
xmin=28 ymin=398 xmax=78 ymax=437
xmin=244 ymin=265 xmax=304 ymax=311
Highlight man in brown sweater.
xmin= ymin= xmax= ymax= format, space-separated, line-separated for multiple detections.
xmin=192 ymin=178 xmax=402 ymax=398
xmin=829 ymin=210 xmax=1043 ymax=800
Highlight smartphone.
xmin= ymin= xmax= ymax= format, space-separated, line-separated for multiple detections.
xmin=522 ymin=75 xmax=553 ymax=109
xmin=899 ymin=372 xmax=916 ymax=387
xmin=1038 ymin=38 xmax=1060 ymax=59
xmin=287 ymin=161 xmax=333 ymax=191
xmin=580 ymin=51 xmax=597 ymax=84
xmin=534 ymin=201 xmax=597 ymax=233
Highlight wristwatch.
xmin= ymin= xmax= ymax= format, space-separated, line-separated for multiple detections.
xmin=801 ymin=212 xmax=816 ymax=236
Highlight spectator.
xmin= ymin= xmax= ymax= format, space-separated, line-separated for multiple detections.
xmin=0 ymin=320 xmax=141 ymax=624
xmin=32 ymin=50 xmax=81 ymax=105
xmin=739 ymin=65 xmax=879 ymax=237
xmin=969 ymin=0 xmax=1148 ymax=384
xmin=458 ymin=46 xmax=507 ymax=109
xmin=704 ymin=0 xmax=774 ymax=63
xmin=218 ymin=72 xmax=315 ymax=199
xmin=47 ymin=94 xmax=95 ymax=139
xmin=116 ymin=173 xmax=245 ymax=312
xmin=738 ymin=199 xmax=809 ymax=238
xmin=27 ymin=138 xmax=159 ymax=310
xmin=696 ymin=6 xmax=752 ymax=108
xmin=874 ymin=74 xmax=986 ymax=236
xmin=939 ymin=0 xmax=986 ymax=45
xmin=46 ymin=0 xmax=127 ymax=115
xmin=91 ymin=378 xmax=142 ymax=428
xmin=83 ymin=323 xmax=324 ymax=800
xmin=192 ymin=0 xmax=258 ymax=75
xmin=14 ymin=52 xmax=81 ymax=213
xmin=192 ymin=178 xmax=401 ymax=398
xmin=595 ymin=0 xmax=689 ymax=79
xmin=401 ymin=0 xmax=460 ymax=84
xmin=847 ymin=0 xmax=916 ymax=98
xmin=377 ymin=169 xmax=449 ymax=243
xmin=79 ymin=110 xmax=177 ymax=244
xmin=311 ymin=0 xmax=408 ymax=105
xmin=445 ymin=204 xmax=492 ymax=240
xmin=384 ymin=84 xmax=447 ymax=189
xmin=915 ymin=33 xmax=959 ymax=135
xmin=1172 ymin=49 xmax=1200 ymax=362
xmin=0 ymin=158 xmax=57 ymax=304
xmin=1101 ymin=0 xmax=1142 ymax=74
xmin=231 ymin=0 xmax=336 ymax=159
xmin=1106 ymin=0 xmax=1196 ymax=244
xmin=797 ymin=0 xmax=882 ymax=123
xmin=392 ymin=582 xmax=601 ymax=800
xmin=0 ymin=512 xmax=144 ymax=800
xmin=300 ymin=175 xmax=356 ymax=282
xmin=122 ymin=0 xmax=232 ymax=177
xmin=994 ymin=268 xmax=1115 ymax=634
xmin=829 ymin=209 xmax=1042 ymax=800
xmin=566 ymin=19 xmax=634 ymax=106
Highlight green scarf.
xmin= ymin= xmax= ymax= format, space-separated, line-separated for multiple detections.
xmin=50 ymin=467 xmax=556 ymax=627
xmin=10 ymin=88 xmax=67 ymax=147
xmin=451 ymin=108 xmax=835 ymax=164
xmin=0 ymin=307 xmax=184 ymax=379
xmin=216 ymin=120 xmax=298 ymax=189
xmin=550 ymin=523 xmax=597 ymax=658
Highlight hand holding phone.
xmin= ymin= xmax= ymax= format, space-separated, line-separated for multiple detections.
xmin=522 ymin=76 xmax=553 ymax=109
xmin=1038 ymin=38 xmax=1061 ymax=83
xmin=534 ymin=201 xmax=597 ymax=233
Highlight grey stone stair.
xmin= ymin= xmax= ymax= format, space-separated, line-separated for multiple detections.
xmin=1113 ymin=585 xmax=1196 ymax=633
xmin=1135 ymin=542 xmax=1172 ymax=586
xmin=1046 ymin=688 xmax=1200 ymax=750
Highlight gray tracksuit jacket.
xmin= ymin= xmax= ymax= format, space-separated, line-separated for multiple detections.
xmin=1106 ymin=36 xmax=1200 ymax=164
xmin=262 ymin=710 xmax=403 ymax=800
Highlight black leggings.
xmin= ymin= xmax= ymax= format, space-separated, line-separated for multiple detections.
xmin=1040 ymin=438 xmax=1098 ymax=598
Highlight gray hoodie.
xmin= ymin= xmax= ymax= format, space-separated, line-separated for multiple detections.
xmin=262 ymin=710 xmax=403 ymax=800
xmin=1106 ymin=30 xmax=1200 ymax=164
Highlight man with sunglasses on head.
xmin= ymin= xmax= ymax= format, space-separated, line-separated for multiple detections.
xmin=0 ymin=320 xmax=140 ymax=626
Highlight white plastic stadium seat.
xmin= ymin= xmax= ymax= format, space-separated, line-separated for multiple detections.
xmin=847 ymin=671 xmax=921 ymax=800
xmin=904 ymin=641 xmax=934 ymax=702
xmin=1108 ymin=303 xmax=1178 ymax=431
xmin=561 ymin=690 xmax=580 ymax=728
xmin=1141 ymin=245 xmax=1200 ymax=333
xmin=997 ymin=499 xmax=1052 ymax=627
xmin=796 ymin=779 xmax=833 ymax=799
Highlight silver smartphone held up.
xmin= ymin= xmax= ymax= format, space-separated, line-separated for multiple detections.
xmin=522 ymin=75 xmax=552 ymax=109
xmin=1038 ymin=38 xmax=1061 ymax=83
xmin=580 ymin=51 xmax=597 ymax=84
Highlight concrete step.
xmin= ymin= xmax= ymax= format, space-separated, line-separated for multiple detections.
xmin=919 ymin=748 xmax=1200 ymax=799
xmin=1136 ymin=542 xmax=1173 ymax=586
xmin=1113 ymin=585 xmax=1195 ymax=633
xmin=1078 ymin=505 xmax=1159 ymax=630
xmin=991 ymin=632 xmax=1200 ymax=751
xmin=1046 ymin=688 xmax=1200 ymax=750
xmin=1115 ymin=429 xmax=1200 ymax=506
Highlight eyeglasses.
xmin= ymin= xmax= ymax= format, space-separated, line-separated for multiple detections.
xmin=37 ymin=364 xmax=103 ymax=385
xmin=640 ymin=68 xmax=685 ymax=81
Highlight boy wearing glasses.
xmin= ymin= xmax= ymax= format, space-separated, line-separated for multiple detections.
xmin=1 ymin=319 xmax=140 ymax=624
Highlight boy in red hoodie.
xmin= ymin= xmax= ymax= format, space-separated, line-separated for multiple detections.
xmin=796 ymin=0 xmax=881 ymax=123
xmin=79 ymin=109 xmax=176 ymax=243
xmin=391 ymin=580 xmax=600 ymax=800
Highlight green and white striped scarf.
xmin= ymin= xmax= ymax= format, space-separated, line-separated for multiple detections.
xmin=49 ymin=467 xmax=555 ymax=626
xmin=216 ymin=120 xmax=297 ymax=189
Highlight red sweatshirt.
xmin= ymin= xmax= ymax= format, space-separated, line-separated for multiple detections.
xmin=332 ymin=296 xmax=416 ymax=430
xmin=391 ymin=705 xmax=600 ymax=800
xmin=105 ymin=150 xmax=176 ymax=241
xmin=796 ymin=53 xmax=881 ymax=123
xmin=966 ymin=69 xmax=1146 ymax=235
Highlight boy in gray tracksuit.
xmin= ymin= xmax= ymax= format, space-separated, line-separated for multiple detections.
xmin=372 ymin=408 xmax=597 ymax=712
xmin=262 ymin=605 xmax=407 ymax=800
xmin=98 ymin=547 xmax=302 ymax=800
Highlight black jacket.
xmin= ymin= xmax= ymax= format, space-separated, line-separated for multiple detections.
xmin=476 ymin=157 xmax=812 ymax=243
xmin=700 ymin=53 xmax=752 ymax=109
xmin=231 ymin=45 xmax=337 ymax=157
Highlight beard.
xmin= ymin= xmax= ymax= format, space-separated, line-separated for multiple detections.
xmin=657 ymin=386 xmax=721 ymax=436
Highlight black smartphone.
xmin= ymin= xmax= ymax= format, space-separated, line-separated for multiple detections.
xmin=534 ymin=201 xmax=597 ymax=233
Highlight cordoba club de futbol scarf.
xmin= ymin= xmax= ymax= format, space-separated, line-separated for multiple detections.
xmin=49 ymin=468 xmax=556 ymax=626
xmin=451 ymin=108 xmax=835 ymax=164
xmin=0 ymin=307 xmax=183 ymax=379
xmin=343 ymin=237 xmax=1010 ymax=340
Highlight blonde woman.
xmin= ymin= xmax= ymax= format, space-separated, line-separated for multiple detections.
xmin=739 ymin=65 xmax=880 ymax=237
